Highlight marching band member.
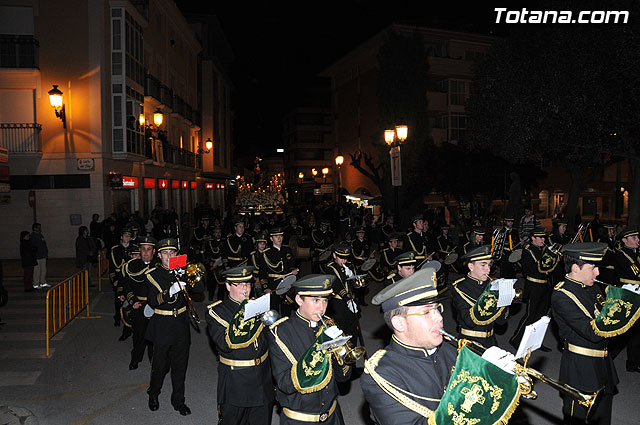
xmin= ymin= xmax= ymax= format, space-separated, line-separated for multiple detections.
xmin=144 ymin=238 xmax=204 ymax=416
xmin=401 ymin=215 xmax=434 ymax=262
xmin=452 ymin=245 xmax=508 ymax=347
xmin=258 ymin=227 xmax=299 ymax=315
xmin=267 ymin=274 xmax=352 ymax=424
xmin=552 ymin=242 xmax=640 ymax=424
xmin=121 ymin=236 xmax=156 ymax=370
xmin=495 ymin=217 xmax=519 ymax=279
xmin=250 ymin=234 xmax=268 ymax=294
xmin=510 ymin=227 xmax=558 ymax=351
xmin=206 ymin=266 xmax=274 ymax=424
xmin=350 ymin=227 xmax=370 ymax=305
xmin=208 ymin=225 xmax=226 ymax=301
xmin=223 ymin=219 xmax=254 ymax=269
xmin=382 ymin=251 xmax=417 ymax=287
xmin=110 ymin=228 xmax=132 ymax=328
xmin=324 ymin=242 xmax=359 ymax=344
xmin=379 ymin=232 xmax=403 ymax=278
xmin=613 ymin=226 xmax=640 ymax=373
xmin=362 ymin=267 xmax=521 ymax=425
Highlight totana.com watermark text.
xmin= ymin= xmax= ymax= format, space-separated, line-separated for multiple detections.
xmin=494 ymin=8 xmax=629 ymax=24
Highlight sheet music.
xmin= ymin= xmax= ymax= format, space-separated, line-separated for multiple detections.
xmin=490 ymin=278 xmax=518 ymax=307
xmin=515 ymin=316 xmax=551 ymax=359
xmin=243 ymin=294 xmax=271 ymax=321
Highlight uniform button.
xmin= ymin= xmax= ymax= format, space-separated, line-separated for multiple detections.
xmin=322 ymin=402 xmax=325 ymax=406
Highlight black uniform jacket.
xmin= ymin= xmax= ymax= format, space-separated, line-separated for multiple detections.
xmin=144 ymin=265 xmax=204 ymax=346
xmin=402 ymin=231 xmax=432 ymax=260
xmin=361 ymin=336 xmax=458 ymax=425
xmin=451 ymin=274 xmax=505 ymax=346
xmin=206 ymin=296 xmax=274 ymax=406
xmin=351 ymin=238 xmax=369 ymax=269
xmin=551 ymin=277 xmax=619 ymax=393
xmin=267 ymin=312 xmax=351 ymax=424
xmin=258 ymin=246 xmax=296 ymax=290
xmin=109 ymin=244 xmax=130 ymax=281
xmin=614 ymin=246 xmax=640 ymax=286
xmin=380 ymin=247 xmax=400 ymax=275
xmin=122 ymin=258 xmax=155 ymax=306
xmin=223 ymin=233 xmax=254 ymax=267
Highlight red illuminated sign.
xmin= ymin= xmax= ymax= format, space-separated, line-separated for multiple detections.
xmin=122 ymin=176 xmax=139 ymax=188
xmin=171 ymin=180 xmax=180 ymax=189
xmin=190 ymin=181 xmax=197 ymax=189
xmin=220 ymin=184 xmax=225 ymax=189
xmin=205 ymin=183 xmax=214 ymax=189
xmin=181 ymin=181 xmax=188 ymax=189
xmin=143 ymin=178 xmax=156 ymax=189
xmin=158 ymin=179 xmax=168 ymax=189
xmin=216 ymin=183 xmax=220 ymax=189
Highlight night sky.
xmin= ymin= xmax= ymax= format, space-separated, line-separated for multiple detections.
xmin=174 ymin=1 xmax=511 ymax=156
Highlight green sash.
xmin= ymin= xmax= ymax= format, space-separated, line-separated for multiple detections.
xmin=291 ymin=328 xmax=334 ymax=394
xmin=592 ymin=286 xmax=640 ymax=337
xmin=225 ymin=300 xmax=264 ymax=349
xmin=430 ymin=346 xmax=521 ymax=425
xmin=471 ymin=284 xmax=505 ymax=326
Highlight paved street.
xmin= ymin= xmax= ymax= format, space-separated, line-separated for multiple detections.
xmin=1 ymin=258 xmax=639 ymax=424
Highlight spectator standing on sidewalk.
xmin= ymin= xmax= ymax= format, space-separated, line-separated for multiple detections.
xmin=30 ymin=223 xmax=50 ymax=289
xmin=76 ymin=226 xmax=97 ymax=287
xmin=20 ymin=231 xmax=38 ymax=291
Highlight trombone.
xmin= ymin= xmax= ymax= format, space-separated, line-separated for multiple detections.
xmin=438 ymin=328 xmax=601 ymax=419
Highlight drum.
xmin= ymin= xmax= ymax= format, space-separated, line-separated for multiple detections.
xmin=508 ymin=249 xmax=523 ymax=263
xmin=318 ymin=249 xmax=332 ymax=262
xmin=290 ymin=236 xmax=311 ymax=260
xmin=361 ymin=258 xmax=376 ymax=272
xmin=443 ymin=252 xmax=458 ymax=265
xmin=275 ymin=274 xmax=297 ymax=295
xmin=420 ymin=260 xmax=442 ymax=273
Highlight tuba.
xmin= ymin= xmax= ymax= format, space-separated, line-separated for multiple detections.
xmin=316 ymin=315 xmax=366 ymax=366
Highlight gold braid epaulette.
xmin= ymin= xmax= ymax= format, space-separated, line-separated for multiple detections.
xmin=269 ymin=317 xmax=297 ymax=364
xmin=364 ymin=349 xmax=436 ymax=420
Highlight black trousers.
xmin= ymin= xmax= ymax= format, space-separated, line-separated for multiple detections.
xmin=510 ymin=281 xmax=550 ymax=348
xmin=130 ymin=309 xmax=152 ymax=365
xmin=148 ymin=339 xmax=190 ymax=408
xmin=563 ymin=391 xmax=612 ymax=425
xmin=219 ymin=402 xmax=273 ymax=425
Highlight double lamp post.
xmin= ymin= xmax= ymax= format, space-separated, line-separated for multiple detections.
xmin=384 ymin=125 xmax=408 ymax=224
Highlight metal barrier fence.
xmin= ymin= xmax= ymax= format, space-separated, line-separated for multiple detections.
xmin=45 ymin=270 xmax=90 ymax=357
xmin=97 ymin=248 xmax=109 ymax=291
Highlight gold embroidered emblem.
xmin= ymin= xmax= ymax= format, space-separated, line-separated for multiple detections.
xmin=601 ymin=299 xmax=633 ymax=325
xmin=242 ymin=268 xmax=247 ymax=276
xmin=460 ymin=384 xmax=485 ymax=413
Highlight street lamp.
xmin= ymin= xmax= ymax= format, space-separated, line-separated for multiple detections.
xmin=335 ymin=154 xmax=344 ymax=203
xmin=322 ymin=167 xmax=329 ymax=183
xmin=198 ymin=137 xmax=213 ymax=154
xmin=312 ymin=168 xmax=318 ymax=179
xmin=48 ymin=85 xmax=66 ymax=128
xmin=385 ymin=125 xmax=408 ymax=224
xmin=298 ymin=172 xmax=304 ymax=180
xmin=153 ymin=108 xmax=164 ymax=127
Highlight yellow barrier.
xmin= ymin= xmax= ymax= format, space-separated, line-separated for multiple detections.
xmin=97 ymin=247 xmax=109 ymax=291
xmin=45 ymin=270 xmax=91 ymax=357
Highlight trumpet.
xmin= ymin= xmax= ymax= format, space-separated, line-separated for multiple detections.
xmin=347 ymin=273 xmax=368 ymax=289
xmin=316 ymin=315 xmax=366 ymax=366
xmin=438 ymin=328 xmax=601 ymax=418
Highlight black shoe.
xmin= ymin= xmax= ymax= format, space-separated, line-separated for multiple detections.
xmin=626 ymin=363 xmax=640 ymax=373
xmin=148 ymin=395 xmax=159 ymax=411
xmin=118 ymin=334 xmax=129 ymax=341
xmin=175 ymin=404 xmax=191 ymax=416
xmin=129 ymin=363 xmax=138 ymax=370
xmin=114 ymin=320 xmax=120 ymax=327
xmin=539 ymin=345 xmax=552 ymax=352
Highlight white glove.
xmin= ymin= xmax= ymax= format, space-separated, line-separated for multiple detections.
xmin=169 ymin=281 xmax=185 ymax=297
xmin=347 ymin=300 xmax=359 ymax=314
xmin=622 ymin=283 xmax=640 ymax=295
xmin=482 ymin=346 xmax=517 ymax=375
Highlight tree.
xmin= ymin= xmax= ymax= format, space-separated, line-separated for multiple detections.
xmin=374 ymin=29 xmax=432 ymax=226
xmin=468 ymin=1 xmax=639 ymax=229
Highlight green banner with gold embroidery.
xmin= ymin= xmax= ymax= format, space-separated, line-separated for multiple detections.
xmin=291 ymin=328 xmax=334 ymax=394
xmin=592 ymin=286 xmax=640 ymax=337
xmin=225 ymin=300 xmax=264 ymax=349
xmin=430 ymin=346 xmax=520 ymax=425
xmin=470 ymin=284 xmax=504 ymax=326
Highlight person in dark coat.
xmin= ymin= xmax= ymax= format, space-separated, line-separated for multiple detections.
xmin=206 ymin=266 xmax=274 ymax=425
xmin=145 ymin=238 xmax=204 ymax=416
xmin=361 ymin=268 xmax=457 ymax=424
xmin=451 ymin=244 xmax=508 ymax=347
xmin=266 ymin=274 xmax=352 ymax=425
xmin=20 ymin=231 xmax=38 ymax=291
xmin=551 ymin=242 xmax=639 ymax=425
xmin=75 ymin=226 xmax=97 ymax=286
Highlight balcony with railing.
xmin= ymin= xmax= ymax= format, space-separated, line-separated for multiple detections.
xmin=161 ymin=142 xmax=200 ymax=168
xmin=0 ymin=123 xmax=41 ymax=153
xmin=0 ymin=35 xmax=39 ymax=68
